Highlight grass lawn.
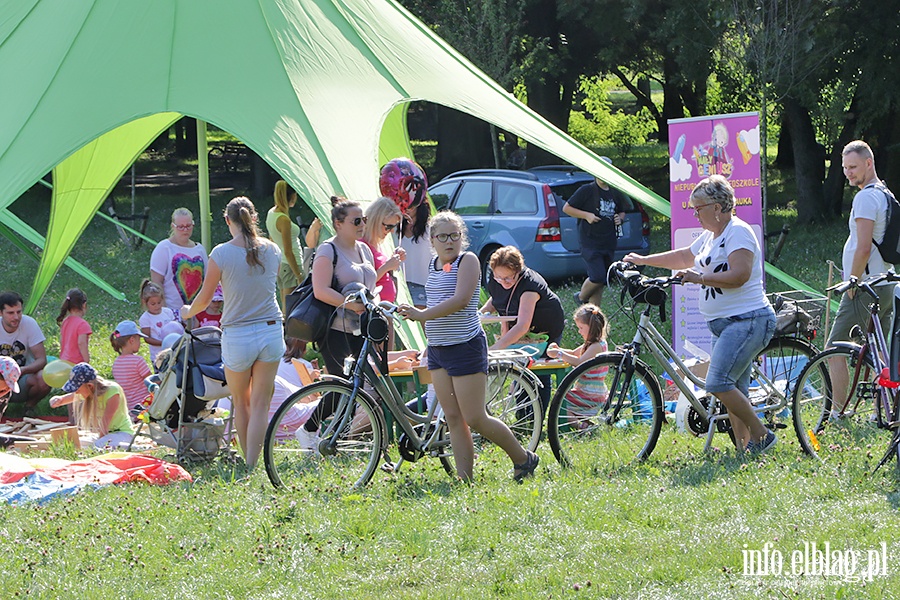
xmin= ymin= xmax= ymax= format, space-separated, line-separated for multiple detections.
xmin=1 ymin=146 xmax=896 ymax=599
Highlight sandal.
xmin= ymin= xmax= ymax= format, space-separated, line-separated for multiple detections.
xmin=513 ymin=450 xmax=539 ymax=482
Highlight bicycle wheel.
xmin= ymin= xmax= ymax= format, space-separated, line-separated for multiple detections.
xmin=547 ymin=353 xmax=663 ymax=471
xmin=485 ymin=362 xmax=543 ymax=452
xmin=264 ymin=381 xmax=386 ymax=489
xmin=436 ymin=363 xmax=543 ymax=476
xmin=752 ymin=335 xmax=818 ymax=423
xmin=792 ymin=346 xmax=890 ymax=468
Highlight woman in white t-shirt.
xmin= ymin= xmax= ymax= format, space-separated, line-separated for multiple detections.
xmin=625 ymin=175 xmax=777 ymax=456
xmin=150 ymin=208 xmax=208 ymax=321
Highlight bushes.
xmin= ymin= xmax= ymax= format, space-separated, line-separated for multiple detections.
xmin=568 ymin=76 xmax=656 ymax=159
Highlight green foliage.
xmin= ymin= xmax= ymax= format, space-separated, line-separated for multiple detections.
xmin=568 ymin=76 xmax=656 ymax=157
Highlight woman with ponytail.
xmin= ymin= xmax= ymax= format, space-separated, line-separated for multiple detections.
xmin=181 ymin=196 xmax=284 ymax=470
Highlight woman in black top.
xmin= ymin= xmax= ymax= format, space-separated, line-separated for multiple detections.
xmin=482 ymin=246 xmax=565 ymax=412
xmin=482 ymin=246 xmax=565 ymax=349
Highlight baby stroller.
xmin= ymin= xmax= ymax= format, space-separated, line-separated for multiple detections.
xmin=128 ymin=326 xmax=234 ymax=462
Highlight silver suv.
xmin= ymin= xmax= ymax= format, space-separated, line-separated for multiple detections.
xmin=429 ymin=167 xmax=650 ymax=284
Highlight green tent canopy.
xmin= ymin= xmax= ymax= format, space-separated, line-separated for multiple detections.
xmin=0 ymin=0 xmax=817 ymax=338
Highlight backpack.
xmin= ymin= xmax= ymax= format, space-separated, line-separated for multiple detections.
xmin=872 ymin=181 xmax=900 ymax=265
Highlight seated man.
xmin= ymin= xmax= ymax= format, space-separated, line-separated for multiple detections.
xmin=0 ymin=291 xmax=50 ymax=416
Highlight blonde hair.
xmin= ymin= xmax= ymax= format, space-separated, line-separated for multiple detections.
xmin=843 ymin=140 xmax=874 ymax=161
xmin=169 ymin=207 xmax=193 ymax=237
xmin=428 ymin=210 xmax=469 ymax=250
xmin=362 ymin=197 xmax=402 ymax=245
xmin=274 ymin=180 xmax=297 ymax=214
xmin=74 ymin=376 xmax=113 ymax=434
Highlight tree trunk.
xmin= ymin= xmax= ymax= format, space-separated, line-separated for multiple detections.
xmin=869 ymin=108 xmax=900 ymax=190
xmin=824 ymin=94 xmax=862 ymax=217
xmin=783 ymin=97 xmax=825 ymax=224
xmin=659 ymin=55 xmax=685 ymax=144
xmin=432 ymin=105 xmax=493 ymax=179
xmin=524 ymin=72 xmax=576 ymax=167
xmin=774 ymin=112 xmax=793 ymax=167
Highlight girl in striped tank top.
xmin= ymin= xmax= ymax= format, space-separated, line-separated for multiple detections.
xmin=546 ymin=304 xmax=609 ymax=429
xmin=399 ymin=211 xmax=538 ymax=483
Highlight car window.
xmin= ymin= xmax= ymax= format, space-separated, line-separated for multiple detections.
xmin=549 ymin=182 xmax=589 ymax=202
xmin=453 ymin=181 xmax=492 ymax=215
xmin=429 ymin=181 xmax=459 ymax=211
xmin=495 ymin=182 xmax=537 ymax=214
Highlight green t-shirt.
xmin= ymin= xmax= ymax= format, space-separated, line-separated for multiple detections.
xmin=98 ymin=383 xmax=135 ymax=435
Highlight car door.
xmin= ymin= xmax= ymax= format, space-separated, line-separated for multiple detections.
xmin=551 ymin=182 xmax=587 ymax=254
xmin=449 ymin=179 xmax=493 ymax=253
xmin=488 ymin=181 xmax=539 ymax=254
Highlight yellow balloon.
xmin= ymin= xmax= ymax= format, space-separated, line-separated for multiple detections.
xmin=42 ymin=359 xmax=74 ymax=388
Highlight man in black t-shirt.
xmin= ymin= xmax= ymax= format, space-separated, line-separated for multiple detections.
xmin=563 ymin=159 xmax=627 ymax=305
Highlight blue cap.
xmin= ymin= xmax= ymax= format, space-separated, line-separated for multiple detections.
xmin=63 ymin=362 xmax=97 ymax=393
xmin=114 ymin=320 xmax=147 ymax=338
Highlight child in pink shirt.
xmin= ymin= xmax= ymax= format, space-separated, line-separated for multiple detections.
xmin=57 ymin=288 xmax=92 ymax=365
xmin=110 ymin=320 xmax=152 ymax=416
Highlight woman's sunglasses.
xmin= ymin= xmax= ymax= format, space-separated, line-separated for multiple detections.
xmin=345 ymin=216 xmax=367 ymax=226
xmin=383 ymin=222 xmax=398 ymax=232
xmin=433 ymin=232 xmax=461 ymax=243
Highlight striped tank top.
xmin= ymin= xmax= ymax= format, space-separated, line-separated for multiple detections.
xmin=424 ymin=253 xmax=482 ymax=346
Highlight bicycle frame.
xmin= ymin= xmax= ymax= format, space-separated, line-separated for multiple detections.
xmin=621 ymin=303 xmax=789 ymax=452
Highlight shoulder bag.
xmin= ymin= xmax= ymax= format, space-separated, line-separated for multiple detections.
xmin=285 ymin=241 xmax=338 ymax=344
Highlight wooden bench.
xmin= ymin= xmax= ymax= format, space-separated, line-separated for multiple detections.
xmin=208 ymin=142 xmax=249 ymax=172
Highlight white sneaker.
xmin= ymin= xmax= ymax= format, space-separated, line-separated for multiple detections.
xmin=294 ymin=427 xmax=320 ymax=453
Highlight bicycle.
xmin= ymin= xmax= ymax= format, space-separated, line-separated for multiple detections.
xmin=547 ymin=262 xmax=819 ymax=472
xmin=263 ymin=287 xmax=544 ymax=489
xmin=791 ymin=272 xmax=900 ymax=471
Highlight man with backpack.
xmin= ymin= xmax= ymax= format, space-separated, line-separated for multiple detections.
xmin=826 ymin=140 xmax=897 ymax=415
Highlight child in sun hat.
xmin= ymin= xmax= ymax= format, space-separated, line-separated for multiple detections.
xmin=110 ymin=320 xmax=152 ymax=416
xmin=0 ymin=356 xmax=21 ymax=419
xmin=195 ymin=284 xmax=224 ymax=328
xmin=49 ymin=362 xmax=135 ymax=449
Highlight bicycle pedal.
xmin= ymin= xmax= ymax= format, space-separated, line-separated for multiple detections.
xmin=380 ymin=462 xmax=396 ymax=473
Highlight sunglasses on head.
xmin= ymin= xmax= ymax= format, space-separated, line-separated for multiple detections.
xmin=432 ymin=232 xmax=461 ymax=243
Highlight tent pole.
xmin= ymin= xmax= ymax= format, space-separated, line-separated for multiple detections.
xmin=197 ymin=119 xmax=210 ymax=250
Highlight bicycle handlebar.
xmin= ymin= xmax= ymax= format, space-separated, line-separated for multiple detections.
xmin=610 ymin=261 xmax=683 ymax=289
xmin=827 ymin=271 xmax=900 ymax=296
xmin=344 ymin=286 xmax=400 ymax=317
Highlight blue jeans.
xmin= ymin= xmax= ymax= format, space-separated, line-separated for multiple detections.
xmin=705 ymin=307 xmax=776 ymax=395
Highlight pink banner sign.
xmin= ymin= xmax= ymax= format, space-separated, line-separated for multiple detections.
xmin=668 ymin=112 xmax=762 ymax=358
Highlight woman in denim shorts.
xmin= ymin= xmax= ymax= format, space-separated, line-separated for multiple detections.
xmin=625 ymin=175 xmax=777 ymax=455
xmin=182 ymin=197 xmax=284 ymax=469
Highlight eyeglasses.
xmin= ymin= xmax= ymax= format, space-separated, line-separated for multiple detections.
xmin=383 ymin=222 xmax=398 ymax=232
xmin=345 ymin=216 xmax=367 ymax=226
xmin=690 ymin=203 xmax=718 ymax=215
xmin=494 ymin=273 xmax=519 ymax=284
xmin=432 ymin=232 xmax=462 ymax=243
xmin=174 ymin=223 xmax=194 ymax=230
